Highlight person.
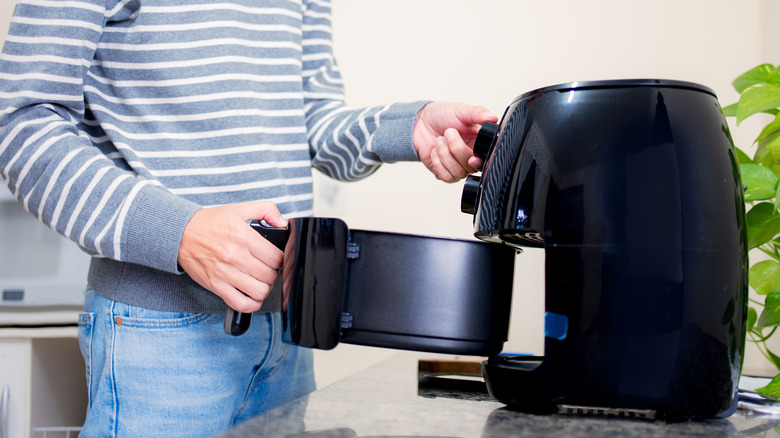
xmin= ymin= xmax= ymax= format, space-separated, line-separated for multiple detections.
xmin=0 ymin=0 xmax=497 ymax=436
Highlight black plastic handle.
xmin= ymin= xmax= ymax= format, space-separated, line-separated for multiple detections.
xmin=224 ymin=221 xmax=289 ymax=336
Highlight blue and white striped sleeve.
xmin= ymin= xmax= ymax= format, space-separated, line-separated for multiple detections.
xmin=0 ymin=0 xmax=199 ymax=274
xmin=301 ymin=0 xmax=427 ymax=182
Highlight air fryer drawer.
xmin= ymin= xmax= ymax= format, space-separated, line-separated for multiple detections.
xmin=260 ymin=217 xmax=516 ymax=356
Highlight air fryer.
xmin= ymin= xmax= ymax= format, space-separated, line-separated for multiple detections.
xmin=461 ymin=79 xmax=748 ymax=421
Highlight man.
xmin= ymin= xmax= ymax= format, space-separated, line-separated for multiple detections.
xmin=0 ymin=0 xmax=496 ymax=435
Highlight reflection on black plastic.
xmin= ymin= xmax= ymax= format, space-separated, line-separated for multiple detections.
xmin=283 ymin=218 xmax=348 ymax=350
xmin=418 ymin=375 xmax=493 ymax=402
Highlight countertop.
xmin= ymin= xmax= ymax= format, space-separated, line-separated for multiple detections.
xmin=216 ymin=352 xmax=780 ymax=438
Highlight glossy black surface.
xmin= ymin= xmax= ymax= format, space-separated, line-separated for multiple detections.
xmin=341 ymin=229 xmax=515 ymax=355
xmin=283 ymin=217 xmax=349 ymax=350
xmin=466 ymin=79 xmax=748 ymax=420
xmin=278 ymin=217 xmax=517 ymax=356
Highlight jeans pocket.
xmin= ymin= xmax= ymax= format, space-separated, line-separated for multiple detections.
xmin=77 ymin=312 xmax=95 ymax=406
xmin=117 ymin=303 xmax=213 ymax=329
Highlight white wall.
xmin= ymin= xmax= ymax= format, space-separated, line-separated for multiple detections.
xmin=0 ymin=3 xmax=11 ymax=48
xmin=313 ymin=0 xmax=776 ymax=385
xmin=762 ymin=0 xmax=780 ymax=62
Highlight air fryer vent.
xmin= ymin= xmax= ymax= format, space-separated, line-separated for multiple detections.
xmin=557 ymin=404 xmax=657 ymax=420
xmin=499 ymin=231 xmax=544 ymax=248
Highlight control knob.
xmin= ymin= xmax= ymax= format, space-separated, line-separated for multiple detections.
xmin=460 ymin=174 xmax=482 ymax=215
xmin=473 ymin=121 xmax=499 ymax=160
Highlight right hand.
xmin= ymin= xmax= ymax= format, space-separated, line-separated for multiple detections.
xmin=177 ymin=202 xmax=287 ymax=313
xmin=413 ymin=102 xmax=498 ymax=182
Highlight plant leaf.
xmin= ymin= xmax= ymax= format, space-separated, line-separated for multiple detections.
xmin=740 ymin=163 xmax=779 ymax=201
xmin=752 ymin=147 xmax=780 ymax=177
xmin=722 ymin=102 xmax=738 ymax=118
xmin=775 ymin=183 xmax=780 ymax=211
xmin=735 ymin=146 xmax=753 ymax=164
xmin=769 ymin=349 xmax=780 ymax=372
xmin=757 ymin=372 xmax=780 ymax=397
xmin=757 ymin=114 xmax=780 ymax=145
xmin=758 ymin=291 xmax=780 ymax=327
xmin=737 ymin=83 xmax=780 ymax=125
xmin=751 ymin=261 xmax=780 ymax=295
xmin=755 ymin=144 xmax=772 ymax=164
xmin=746 ymin=202 xmax=780 ymax=249
xmin=733 ymin=63 xmax=778 ymax=93
xmin=764 ymin=131 xmax=780 ymax=157
xmin=748 ymin=306 xmax=758 ymax=332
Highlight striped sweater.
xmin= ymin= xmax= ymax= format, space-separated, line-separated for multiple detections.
xmin=0 ymin=0 xmax=425 ymax=312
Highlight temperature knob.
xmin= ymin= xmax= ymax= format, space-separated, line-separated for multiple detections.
xmin=460 ymin=174 xmax=482 ymax=215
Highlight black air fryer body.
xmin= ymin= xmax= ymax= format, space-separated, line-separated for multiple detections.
xmin=462 ymin=79 xmax=748 ymax=420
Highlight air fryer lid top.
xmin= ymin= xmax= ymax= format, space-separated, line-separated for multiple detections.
xmin=513 ymin=78 xmax=717 ymax=103
xmin=464 ymin=77 xmax=741 ymax=251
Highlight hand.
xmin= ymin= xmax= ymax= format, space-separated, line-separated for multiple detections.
xmin=177 ymin=202 xmax=287 ymax=313
xmin=413 ymin=102 xmax=498 ymax=182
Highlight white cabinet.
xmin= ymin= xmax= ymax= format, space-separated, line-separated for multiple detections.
xmin=0 ymin=327 xmax=87 ymax=438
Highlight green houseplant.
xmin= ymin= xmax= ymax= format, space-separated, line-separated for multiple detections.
xmin=724 ymin=63 xmax=780 ymax=396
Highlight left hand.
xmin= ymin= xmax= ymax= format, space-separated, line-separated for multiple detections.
xmin=413 ymin=102 xmax=498 ymax=182
xmin=177 ymin=202 xmax=287 ymax=313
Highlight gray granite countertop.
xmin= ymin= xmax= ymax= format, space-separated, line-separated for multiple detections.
xmin=216 ymin=352 xmax=780 ymax=438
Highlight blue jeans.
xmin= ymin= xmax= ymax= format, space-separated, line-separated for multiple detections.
xmin=77 ymin=289 xmax=315 ymax=437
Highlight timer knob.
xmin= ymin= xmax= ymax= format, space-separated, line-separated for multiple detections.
xmin=473 ymin=121 xmax=499 ymax=160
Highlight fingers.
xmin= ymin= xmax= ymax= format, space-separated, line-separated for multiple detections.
xmin=234 ymin=201 xmax=287 ymax=228
xmin=224 ymin=240 xmax=281 ymax=306
xmin=430 ymin=128 xmax=479 ymax=182
xmin=221 ymin=227 xmax=284 ymax=312
xmin=468 ymin=156 xmax=485 ymax=171
xmin=460 ymin=108 xmax=499 ymax=148
xmin=189 ymin=234 xmax=282 ymax=312
xmin=413 ymin=102 xmax=499 ymax=182
xmin=211 ymin=268 xmax=277 ymax=314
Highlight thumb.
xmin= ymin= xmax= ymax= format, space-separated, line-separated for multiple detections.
xmin=464 ymin=105 xmax=498 ymax=125
xmin=264 ymin=212 xmax=288 ymax=229
xmin=235 ymin=201 xmax=288 ymax=228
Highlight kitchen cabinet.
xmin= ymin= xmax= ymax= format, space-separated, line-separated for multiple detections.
xmin=0 ymin=327 xmax=86 ymax=438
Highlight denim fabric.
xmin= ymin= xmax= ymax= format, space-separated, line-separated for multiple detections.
xmin=77 ymin=289 xmax=315 ymax=437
